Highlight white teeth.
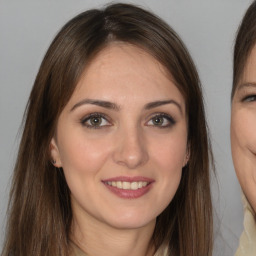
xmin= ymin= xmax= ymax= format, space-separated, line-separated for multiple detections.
xmin=131 ymin=182 xmax=138 ymax=190
xmin=106 ymin=181 xmax=149 ymax=190
xmin=123 ymin=182 xmax=130 ymax=189
xmin=143 ymin=181 xmax=148 ymax=187
xmin=116 ymin=181 xmax=122 ymax=189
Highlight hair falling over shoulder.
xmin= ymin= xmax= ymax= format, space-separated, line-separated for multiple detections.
xmin=1 ymin=3 xmax=213 ymax=256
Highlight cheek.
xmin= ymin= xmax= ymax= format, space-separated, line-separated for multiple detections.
xmin=232 ymin=110 xmax=256 ymax=153
xmin=148 ymin=135 xmax=185 ymax=211
xmin=58 ymin=131 xmax=112 ymax=176
xmin=149 ymin=130 xmax=187 ymax=183
xmin=57 ymin=132 xmax=114 ymax=204
xmin=231 ymin=109 xmax=256 ymax=206
xmin=246 ymin=121 xmax=256 ymax=154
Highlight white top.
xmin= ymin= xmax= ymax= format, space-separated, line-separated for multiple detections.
xmin=235 ymin=194 xmax=256 ymax=256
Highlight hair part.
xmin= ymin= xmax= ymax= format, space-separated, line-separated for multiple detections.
xmin=2 ymin=3 xmax=213 ymax=256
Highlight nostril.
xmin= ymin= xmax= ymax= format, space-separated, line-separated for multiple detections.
xmin=112 ymin=138 xmax=149 ymax=169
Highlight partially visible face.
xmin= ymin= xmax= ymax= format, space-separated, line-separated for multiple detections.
xmin=50 ymin=43 xmax=188 ymax=231
xmin=231 ymin=45 xmax=256 ymax=212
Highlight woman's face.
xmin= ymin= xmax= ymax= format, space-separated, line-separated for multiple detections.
xmin=51 ymin=43 xmax=188 ymax=230
xmin=231 ymin=45 xmax=256 ymax=212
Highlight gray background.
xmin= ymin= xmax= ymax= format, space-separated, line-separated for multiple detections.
xmin=0 ymin=0 xmax=253 ymax=255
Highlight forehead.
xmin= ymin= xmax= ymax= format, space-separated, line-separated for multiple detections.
xmin=243 ymin=45 xmax=256 ymax=80
xmin=238 ymin=45 xmax=256 ymax=86
xmin=84 ymin=42 xmax=170 ymax=80
xmin=234 ymin=45 xmax=256 ymax=96
xmin=71 ymin=43 xmax=184 ymax=105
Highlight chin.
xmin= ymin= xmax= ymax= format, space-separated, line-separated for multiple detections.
xmin=103 ymin=212 xmax=157 ymax=230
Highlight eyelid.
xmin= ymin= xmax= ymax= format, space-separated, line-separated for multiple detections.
xmin=146 ymin=112 xmax=176 ymax=127
xmin=241 ymin=94 xmax=256 ymax=102
xmin=80 ymin=112 xmax=112 ymax=129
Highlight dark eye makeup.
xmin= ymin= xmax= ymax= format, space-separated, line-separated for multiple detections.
xmin=241 ymin=94 xmax=256 ymax=103
xmin=147 ymin=113 xmax=176 ymax=128
xmin=80 ymin=113 xmax=111 ymax=129
xmin=80 ymin=112 xmax=176 ymax=130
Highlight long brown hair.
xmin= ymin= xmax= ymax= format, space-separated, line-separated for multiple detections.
xmin=1 ymin=3 xmax=213 ymax=256
xmin=232 ymin=0 xmax=256 ymax=98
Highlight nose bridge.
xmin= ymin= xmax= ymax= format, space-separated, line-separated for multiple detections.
xmin=113 ymin=123 xmax=149 ymax=169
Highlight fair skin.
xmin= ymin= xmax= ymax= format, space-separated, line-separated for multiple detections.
xmin=51 ymin=43 xmax=189 ymax=256
xmin=231 ymin=45 xmax=256 ymax=213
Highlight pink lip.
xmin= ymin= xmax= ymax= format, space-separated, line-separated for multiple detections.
xmin=102 ymin=176 xmax=154 ymax=183
xmin=102 ymin=176 xmax=155 ymax=199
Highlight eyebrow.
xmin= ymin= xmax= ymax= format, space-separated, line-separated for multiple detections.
xmin=144 ymin=100 xmax=183 ymax=114
xmin=70 ymin=98 xmax=183 ymax=114
xmin=237 ymin=82 xmax=256 ymax=91
xmin=70 ymin=99 xmax=120 ymax=111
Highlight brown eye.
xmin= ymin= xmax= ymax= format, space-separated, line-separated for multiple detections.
xmin=147 ymin=114 xmax=175 ymax=128
xmin=89 ymin=116 xmax=102 ymax=126
xmin=152 ymin=116 xmax=164 ymax=126
xmin=81 ymin=113 xmax=110 ymax=129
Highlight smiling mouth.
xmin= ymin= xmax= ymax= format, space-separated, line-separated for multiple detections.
xmin=102 ymin=177 xmax=154 ymax=199
xmin=105 ymin=181 xmax=149 ymax=190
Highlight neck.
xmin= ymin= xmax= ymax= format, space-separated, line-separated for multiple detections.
xmin=70 ymin=208 xmax=156 ymax=256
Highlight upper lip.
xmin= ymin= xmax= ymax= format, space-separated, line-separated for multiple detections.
xmin=102 ymin=176 xmax=154 ymax=183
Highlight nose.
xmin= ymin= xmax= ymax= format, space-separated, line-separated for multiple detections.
xmin=112 ymin=126 xmax=149 ymax=169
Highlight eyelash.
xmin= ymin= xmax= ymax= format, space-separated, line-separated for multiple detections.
xmin=80 ymin=112 xmax=176 ymax=129
xmin=242 ymin=94 xmax=256 ymax=102
xmin=146 ymin=113 xmax=176 ymax=128
xmin=80 ymin=113 xmax=111 ymax=129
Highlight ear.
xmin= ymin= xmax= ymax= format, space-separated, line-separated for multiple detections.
xmin=49 ymin=138 xmax=62 ymax=167
xmin=183 ymin=144 xmax=190 ymax=167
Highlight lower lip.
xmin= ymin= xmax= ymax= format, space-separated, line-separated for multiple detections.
xmin=103 ymin=182 xmax=153 ymax=199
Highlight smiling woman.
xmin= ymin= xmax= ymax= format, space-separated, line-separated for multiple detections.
xmin=1 ymin=3 xmax=213 ymax=256
xmin=51 ymin=42 xmax=188 ymax=237
xmin=231 ymin=1 xmax=256 ymax=255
